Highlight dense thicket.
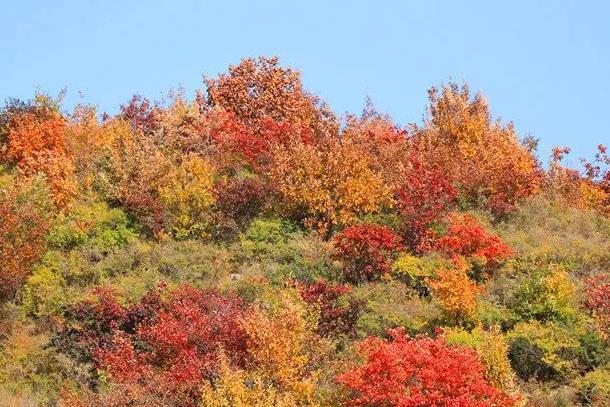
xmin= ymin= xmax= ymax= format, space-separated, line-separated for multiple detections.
xmin=0 ymin=56 xmax=609 ymax=406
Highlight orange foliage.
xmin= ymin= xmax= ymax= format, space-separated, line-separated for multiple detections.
xmin=204 ymin=56 xmax=337 ymax=139
xmin=240 ymin=300 xmax=318 ymax=401
xmin=268 ymin=140 xmax=393 ymax=234
xmin=415 ymin=82 xmax=542 ymax=215
xmin=427 ymin=264 xmax=483 ymax=322
xmin=5 ymin=110 xmax=76 ymax=207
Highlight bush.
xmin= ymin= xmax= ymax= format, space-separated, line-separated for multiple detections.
xmin=332 ymin=224 xmax=403 ymax=282
xmin=577 ymin=365 xmax=610 ymax=405
xmin=496 ymin=197 xmax=610 ymax=273
xmin=445 ymin=326 xmax=518 ymax=393
xmin=510 ymin=265 xmax=578 ymax=324
xmin=507 ymin=321 xmax=581 ymax=382
xmin=336 ymin=328 xmax=518 ymax=406
xmin=0 ymin=176 xmax=53 ymax=300
xmin=47 ymin=202 xmax=138 ymax=253
xmin=352 ymin=281 xmax=439 ymax=338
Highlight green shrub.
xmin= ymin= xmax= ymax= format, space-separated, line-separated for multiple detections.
xmin=509 ymin=265 xmax=578 ymax=324
xmin=391 ymin=253 xmax=449 ymax=295
xmin=497 ymin=197 xmax=610 ymax=273
xmin=47 ymin=201 xmax=138 ymax=253
xmin=352 ymin=281 xmax=439 ymax=337
xmin=445 ymin=326 xmax=518 ymax=392
xmin=507 ymin=321 xmax=581 ymax=382
xmin=577 ymin=365 xmax=610 ymax=405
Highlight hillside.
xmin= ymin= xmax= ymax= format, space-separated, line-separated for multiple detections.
xmin=0 ymin=56 xmax=609 ymax=406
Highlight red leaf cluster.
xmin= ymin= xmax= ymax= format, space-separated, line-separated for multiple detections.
xmin=396 ymin=152 xmax=457 ymax=249
xmin=585 ymin=275 xmax=610 ymax=339
xmin=336 ymin=328 xmax=517 ymax=407
xmin=298 ymin=280 xmax=363 ymax=337
xmin=333 ymin=224 xmax=404 ymax=282
xmin=56 ymin=285 xmax=248 ymax=405
xmin=419 ymin=214 xmax=513 ymax=270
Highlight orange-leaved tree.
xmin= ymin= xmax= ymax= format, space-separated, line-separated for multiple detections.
xmin=414 ymin=82 xmax=542 ymax=215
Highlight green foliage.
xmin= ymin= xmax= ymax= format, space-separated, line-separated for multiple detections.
xmin=391 ymin=253 xmax=448 ymax=294
xmin=352 ymin=281 xmax=439 ymax=337
xmin=47 ymin=201 xmax=138 ymax=253
xmin=235 ymin=219 xmax=339 ymax=283
xmin=576 ymin=365 xmax=610 ymax=405
xmin=0 ymin=164 xmax=14 ymax=189
xmin=497 ymin=197 xmax=610 ymax=273
xmin=509 ymin=265 xmax=578 ymax=324
xmin=445 ymin=326 xmax=518 ymax=392
xmin=507 ymin=321 xmax=581 ymax=382
xmin=238 ymin=218 xmax=298 ymax=260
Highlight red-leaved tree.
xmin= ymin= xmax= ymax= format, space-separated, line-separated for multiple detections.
xmin=396 ymin=152 xmax=457 ymax=249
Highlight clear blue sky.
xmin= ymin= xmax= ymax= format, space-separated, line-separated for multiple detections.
xmin=2 ymin=1 xmax=609 ymax=164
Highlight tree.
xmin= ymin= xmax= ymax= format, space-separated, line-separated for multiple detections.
xmin=336 ymin=328 xmax=517 ymax=406
xmin=3 ymin=109 xmax=77 ymax=207
xmin=0 ymin=176 xmax=52 ymax=300
xmin=204 ymin=56 xmax=336 ymax=139
xmin=159 ymin=155 xmax=216 ymax=240
xmin=396 ymin=151 xmax=457 ymax=249
xmin=332 ymin=224 xmax=403 ymax=282
xmin=269 ymin=141 xmax=393 ymax=234
xmin=415 ymin=82 xmax=542 ymax=215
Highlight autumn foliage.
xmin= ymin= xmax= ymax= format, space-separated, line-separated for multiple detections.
xmin=419 ymin=214 xmax=513 ymax=272
xmin=585 ymin=275 xmax=610 ymax=340
xmin=336 ymin=328 xmax=517 ymax=407
xmin=0 ymin=177 xmax=52 ymax=300
xmin=415 ymin=82 xmax=542 ymax=215
xmin=1 ymin=57 xmax=608 ymax=406
xmin=332 ymin=224 xmax=403 ymax=282
xmin=2 ymin=107 xmax=77 ymax=207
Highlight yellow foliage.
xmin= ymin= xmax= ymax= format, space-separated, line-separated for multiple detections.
xmin=269 ymin=140 xmax=393 ymax=234
xmin=159 ymin=155 xmax=216 ymax=239
xmin=427 ymin=264 xmax=483 ymax=321
xmin=240 ymin=294 xmax=318 ymax=403
xmin=417 ymin=82 xmax=541 ymax=213
xmin=201 ymin=353 xmax=314 ymax=407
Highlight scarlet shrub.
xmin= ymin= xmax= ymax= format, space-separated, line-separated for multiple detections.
xmin=333 ymin=224 xmax=403 ymax=282
xmin=585 ymin=275 xmax=610 ymax=339
xmin=336 ymin=328 xmax=517 ymax=407
xmin=214 ymin=177 xmax=266 ymax=228
xmin=298 ymin=280 xmax=363 ymax=337
xmin=419 ymin=214 xmax=513 ymax=272
xmin=54 ymin=285 xmax=249 ymax=405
